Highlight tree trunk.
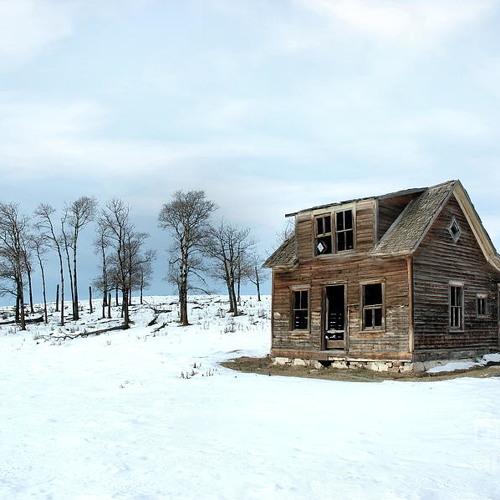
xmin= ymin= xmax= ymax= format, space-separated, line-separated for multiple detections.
xmin=56 ymin=248 xmax=65 ymax=326
xmin=41 ymin=263 xmax=48 ymax=323
xmin=102 ymin=288 xmax=107 ymax=319
xmin=55 ymin=284 xmax=60 ymax=312
xmin=64 ymin=243 xmax=75 ymax=320
xmin=179 ymin=252 xmax=189 ymax=326
xmin=122 ymin=288 xmax=130 ymax=328
xmin=73 ymin=243 xmax=79 ymax=321
xmin=27 ymin=265 xmax=34 ymax=314
xmin=107 ymin=292 xmax=111 ymax=319
xmin=15 ymin=294 xmax=20 ymax=322
xmin=18 ymin=278 xmax=26 ymax=330
xmin=89 ymin=286 xmax=93 ymax=314
xmin=255 ymin=266 xmax=261 ymax=301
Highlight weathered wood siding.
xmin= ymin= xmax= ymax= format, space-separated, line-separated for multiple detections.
xmin=271 ymin=197 xmax=412 ymax=360
xmin=271 ymin=257 xmax=411 ymax=359
xmin=296 ymin=199 xmax=376 ymax=264
xmin=413 ymin=194 xmax=500 ymax=352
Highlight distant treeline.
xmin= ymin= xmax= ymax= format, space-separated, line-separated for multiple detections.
xmin=0 ymin=191 xmax=267 ymax=330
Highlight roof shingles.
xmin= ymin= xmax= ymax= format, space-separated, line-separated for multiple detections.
xmin=264 ymin=180 xmax=465 ymax=268
xmin=373 ymin=181 xmax=456 ymax=255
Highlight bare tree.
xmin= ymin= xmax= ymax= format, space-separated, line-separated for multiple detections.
xmin=32 ymin=236 xmax=49 ymax=323
xmin=98 ymin=199 xmax=150 ymax=328
xmin=35 ymin=204 xmax=66 ymax=326
xmin=21 ymin=237 xmax=35 ymax=314
xmin=204 ymin=220 xmax=254 ymax=316
xmin=62 ymin=197 xmax=98 ymax=320
xmin=158 ymin=191 xmax=216 ymax=326
xmin=93 ymin=219 xmax=110 ymax=319
xmin=0 ymin=203 xmax=31 ymax=329
xmin=135 ymin=248 xmax=156 ymax=305
xmin=245 ymin=252 xmax=268 ymax=301
xmin=276 ymin=218 xmax=294 ymax=245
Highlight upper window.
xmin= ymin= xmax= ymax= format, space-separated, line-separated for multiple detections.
xmin=336 ymin=210 xmax=354 ymax=251
xmin=315 ymin=209 xmax=354 ymax=256
xmin=448 ymin=217 xmax=462 ymax=243
xmin=450 ymin=285 xmax=464 ymax=330
xmin=292 ymin=290 xmax=309 ymax=330
xmin=315 ymin=215 xmax=332 ymax=255
xmin=362 ymin=283 xmax=384 ymax=330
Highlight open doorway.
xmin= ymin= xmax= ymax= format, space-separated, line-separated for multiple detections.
xmin=324 ymin=285 xmax=346 ymax=350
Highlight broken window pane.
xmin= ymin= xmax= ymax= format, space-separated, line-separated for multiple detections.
xmin=364 ymin=283 xmax=382 ymax=306
xmin=315 ymin=215 xmax=333 ymax=255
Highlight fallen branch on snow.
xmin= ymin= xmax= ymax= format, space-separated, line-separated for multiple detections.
xmin=36 ymin=323 xmax=129 ymax=341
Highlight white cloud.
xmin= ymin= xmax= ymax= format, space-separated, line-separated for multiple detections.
xmin=0 ymin=96 xmax=317 ymax=182
xmin=0 ymin=0 xmax=156 ymax=70
xmin=402 ymin=109 xmax=491 ymax=140
xmin=0 ymin=0 xmax=75 ymax=68
xmin=475 ymin=57 xmax=500 ymax=100
xmin=297 ymin=0 xmax=493 ymax=46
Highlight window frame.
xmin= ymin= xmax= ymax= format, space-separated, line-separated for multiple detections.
xmin=361 ymin=281 xmax=385 ymax=332
xmin=447 ymin=217 xmax=462 ymax=243
xmin=313 ymin=208 xmax=355 ymax=257
xmin=291 ymin=288 xmax=310 ymax=331
xmin=314 ymin=214 xmax=333 ymax=256
xmin=335 ymin=209 xmax=355 ymax=252
xmin=476 ymin=293 xmax=488 ymax=318
xmin=449 ymin=282 xmax=464 ymax=331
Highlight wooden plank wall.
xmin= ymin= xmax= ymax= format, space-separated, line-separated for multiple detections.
xmin=271 ymin=198 xmax=413 ymax=359
xmin=413 ymin=195 xmax=500 ymax=351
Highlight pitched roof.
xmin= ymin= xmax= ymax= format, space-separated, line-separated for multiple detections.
xmin=373 ymin=180 xmax=456 ymax=255
xmin=265 ymin=180 xmax=500 ymax=271
xmin=263 ymin=234 xmax=297 ymax=268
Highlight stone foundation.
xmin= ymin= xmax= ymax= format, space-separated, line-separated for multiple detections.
xmin=272 ymin=356 xmax=415 ymax=373
xmin=272 ymin=348 xmax=498 ymax=373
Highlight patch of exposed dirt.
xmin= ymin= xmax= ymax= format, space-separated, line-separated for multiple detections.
xmin=220 ymin=356 xmax=500 ymax=382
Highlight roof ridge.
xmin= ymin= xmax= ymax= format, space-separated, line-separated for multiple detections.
xmin=286 ymin=180 xmax=457 ymax=217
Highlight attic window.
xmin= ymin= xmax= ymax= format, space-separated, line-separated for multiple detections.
xmin=448 ymin=218 xmax=462 ymax=242
xmin=336 ymin=210 xmax=354 ymax=251
xmin=315 ymin=215 xmax=333 ymax=255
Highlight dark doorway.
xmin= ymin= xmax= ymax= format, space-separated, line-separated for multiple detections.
xmin=324 ymin=285 xmax=346 ymax=349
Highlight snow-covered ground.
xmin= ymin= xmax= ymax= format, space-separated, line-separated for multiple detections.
xmin=0 ymin=296 xmax=499 ymax=500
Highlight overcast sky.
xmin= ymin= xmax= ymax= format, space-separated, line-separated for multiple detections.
xmin=1 ymin=0 xmax=500 ymax=301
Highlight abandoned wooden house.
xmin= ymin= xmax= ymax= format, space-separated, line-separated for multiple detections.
xmin=263 ymin=180 xmax=500 ymax=372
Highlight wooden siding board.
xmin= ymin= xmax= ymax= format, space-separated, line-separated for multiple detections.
xmin=271 ymin=256 xmax=411 ymax=357
xmin=413 ymin=195 xmax=500 ymax=351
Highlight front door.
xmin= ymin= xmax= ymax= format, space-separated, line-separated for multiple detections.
xmin=324 ymin=285 xmax=346 ymax=350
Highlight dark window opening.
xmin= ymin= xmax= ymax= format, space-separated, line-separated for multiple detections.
xmin=336 ymin=210 xmax=354 ymax=251
xmin=292 ymin=290 xmax=309 ymax=330
xmin=363 ymin=283 xmax=383 ymax=330
xmin=325 ymin=285 xmax=345 ymax=341
xmin=476 ymin=296 xmax=487 ymax=317
xmin=315 ymin=215 xmax=333 ymax=255
xmin=450 ymin=285 xmax=463 ymax=329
